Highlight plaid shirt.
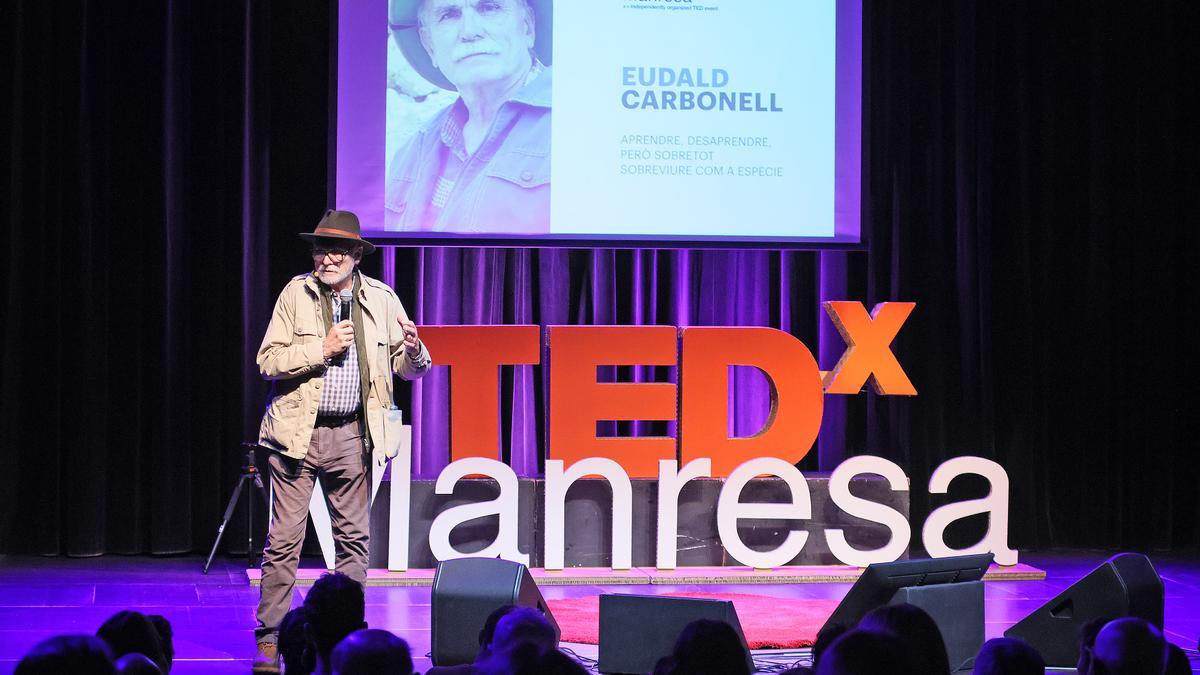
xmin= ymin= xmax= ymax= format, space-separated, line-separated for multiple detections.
xmin=316 ymin=293 xmax=361 ymax=416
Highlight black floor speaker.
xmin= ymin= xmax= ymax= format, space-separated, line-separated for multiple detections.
xmin=597 ymin=594 xmax=753 ymax=675
xmin=1004 ymin=553 xmax=1164 ymax=667
xmin=430 ymin=557 xmax=559 ymax=666
xmin=891 ymin=581 xmax=985 ymax=673
xmin=818 ymin=554 xmax=992 ymax=673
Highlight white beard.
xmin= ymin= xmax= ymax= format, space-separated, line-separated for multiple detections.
xmin=317 ymin=264 xmax=354 ymax=288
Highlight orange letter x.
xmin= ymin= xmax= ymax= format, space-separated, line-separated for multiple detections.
xmin=823 ymin=302 xmax=917 ymax=395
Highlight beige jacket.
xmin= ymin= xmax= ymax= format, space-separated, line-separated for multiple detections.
xmin=257 ymin=271 xmax=431 ymax=462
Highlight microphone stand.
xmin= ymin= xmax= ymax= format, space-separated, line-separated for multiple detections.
xmin=202 ymin=442 xmax=271 ymax=574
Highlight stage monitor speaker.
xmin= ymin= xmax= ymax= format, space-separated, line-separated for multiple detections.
xmin=820 ymin=553 xmax=993 ymax=673
xmin=1004 ymin=552 xmax=1163 ymax=667
xmin=430 ymin=557 xmax=559 ymax=666
xmin=597 ymin=594 xmax=753 ymax=675
xmin=891 ymin=581 xmax=984 ymax=672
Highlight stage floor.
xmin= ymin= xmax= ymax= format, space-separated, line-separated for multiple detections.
xmin=1 ymin=552 xmax=1198 ymax=674
xmin=244 ymin=561 xmax=1048 ymax=586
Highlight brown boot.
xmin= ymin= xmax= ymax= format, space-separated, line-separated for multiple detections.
xmin=252 ymin=641 xmax=280 ymax=674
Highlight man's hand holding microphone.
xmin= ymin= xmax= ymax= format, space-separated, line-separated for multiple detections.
xmin=323 ymin=320 xmax=354 ymax=363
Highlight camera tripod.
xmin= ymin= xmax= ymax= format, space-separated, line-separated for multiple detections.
xmin=202 ymin=442 xmax=271 ymax=574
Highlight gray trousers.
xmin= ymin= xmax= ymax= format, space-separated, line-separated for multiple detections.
xmin=255 ymin=421 xmax=370 ymax=642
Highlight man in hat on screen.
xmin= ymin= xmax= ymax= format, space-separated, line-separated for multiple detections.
xmin=385 ymin=0 xmax=551 ymax=234
xmin=252 ymin=210 xmax=431 ymax=673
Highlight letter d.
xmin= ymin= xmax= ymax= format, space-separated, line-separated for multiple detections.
xmin=680 ymin=327 xmax=823 ymax=478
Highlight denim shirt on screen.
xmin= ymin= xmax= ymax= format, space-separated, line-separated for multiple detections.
xmin=385 ymin=68 xmax=551 ymax=234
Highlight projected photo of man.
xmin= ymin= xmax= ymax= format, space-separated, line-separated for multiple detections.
xmin=386 ymin=0 xmax=551 ymax=234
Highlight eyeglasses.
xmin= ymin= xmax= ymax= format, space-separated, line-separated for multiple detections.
xmin=312 ymin=247 xmax=352 ymax=262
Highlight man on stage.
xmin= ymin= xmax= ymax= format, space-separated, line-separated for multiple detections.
xmin=252 ymin=210 xmax=431 ymax=672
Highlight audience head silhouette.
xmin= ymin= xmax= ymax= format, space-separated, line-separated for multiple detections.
xmin=145 ymin=615 xmax=173 ymax=673
xmin=811 ymin=622 xmax=849 ymax=671
xmin=424 ymin=605 xmax=522 ymax=675
xmin=489 ymin=606 xmax=558 ymax=656
xmin=278 ymin=606 xmax=312 ymax=675
xmin=858 ymin=603 xmax=950 ymax=674
xmin=815 ymin=628 xmax=920 ymax=675
xmin=1165 ymin=643 xmax=1190 ymax=675
xmin=330 ymin=628 xmax=412 ymax=674
xmin=15 ymin=634 xmax=114 ymax=675
xmin=1090 ymin=617 xmax=1167 ymax=675
xmin=477 ymin=604 xmax=518 ymax=660
xmin=972 ymin=637 xmax=1044 ymax=675
xmin=303 ymin=572 xmax=367 ymax=672
xmin=1077 ymin=616 xmax=1114 ymax=674
xmin=658 ymin=618 xmax=750 ymax=675
xmin=95 ymin=610 xmax=167 ymax=673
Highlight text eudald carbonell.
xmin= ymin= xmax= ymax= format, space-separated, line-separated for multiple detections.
xmin=621 ymin=67 xmax=782 ymax=112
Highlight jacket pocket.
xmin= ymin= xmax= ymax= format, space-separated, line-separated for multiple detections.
xmin=485 ymin=149 xmax=550 ymax=189
xmin=260 ymin=396 xmax=300 ymax=452
xmin=475 ymin=150 xmax=550 ymax=232
xmin=277 ymin=393 xmax=301 ymax=410
xmin=295 ymin=320 xmax=322 ymax=344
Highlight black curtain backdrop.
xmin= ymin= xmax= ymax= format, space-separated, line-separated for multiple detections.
xmin=2 ymin=1 xmax=1196 ymax=557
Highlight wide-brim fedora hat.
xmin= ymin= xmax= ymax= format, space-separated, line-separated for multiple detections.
xmin=299 ymin=209 xmax=377 ymax=255
xmin=388 ymin=0 xmax=552 ymax=91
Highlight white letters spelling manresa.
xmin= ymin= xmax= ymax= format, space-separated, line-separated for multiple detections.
xmin=296 ymin=447 xmax=1015 ymax=571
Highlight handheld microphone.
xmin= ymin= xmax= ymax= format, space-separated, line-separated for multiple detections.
xmin=333 ymin=290 xmax=353 ymax=366
xmin=339 ymin=290 xmax=353 ymax=324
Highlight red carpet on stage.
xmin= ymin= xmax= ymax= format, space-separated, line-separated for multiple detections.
xmin=547 ymin=592 xmax=840 ymax=649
